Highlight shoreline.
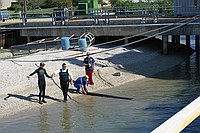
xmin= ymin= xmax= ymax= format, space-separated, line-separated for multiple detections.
xmin=0 ymin=42 xmax=193 ymax=119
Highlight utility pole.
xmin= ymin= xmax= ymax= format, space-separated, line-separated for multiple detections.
xmin=22 ymin=0 xmax=27 ymax=26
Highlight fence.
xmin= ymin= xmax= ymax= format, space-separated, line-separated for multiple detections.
xmin=10 ymin=32 xmax=95 ymax=56
xmin=10 ymin=37 xmax=61 ymax=56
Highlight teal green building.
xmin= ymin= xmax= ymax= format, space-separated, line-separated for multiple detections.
xmin=77 ymin=0 xmax=99 ymax=15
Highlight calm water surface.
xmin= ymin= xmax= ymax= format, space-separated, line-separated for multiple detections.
xmin=0 ymin=53 xmax=200 ymax=133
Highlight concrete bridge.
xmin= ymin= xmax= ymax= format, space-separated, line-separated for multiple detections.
xmin=1 ymin=15 xmax=200 ymax=54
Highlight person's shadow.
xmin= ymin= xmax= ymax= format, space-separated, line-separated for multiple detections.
xmin=4 ymin=93 xmax=38 ymax=103
xmin=4 ymin=93 xmax=63 ymax=103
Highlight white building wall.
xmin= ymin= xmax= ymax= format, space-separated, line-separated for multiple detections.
xmin=1 ymin=0 xmax=17 ymax=10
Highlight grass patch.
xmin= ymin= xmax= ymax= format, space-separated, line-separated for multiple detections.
xmin=0 ymin=49 xmax=11 ymax=53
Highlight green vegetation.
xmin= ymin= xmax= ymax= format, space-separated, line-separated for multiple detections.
xmin=7 ymin=0 xmax=174 ymax=12
xmin=6 ymin=0 xmax=173 ymax=16
xmin=9 ymin=0 xmax=74 ymax=12
xmin=0 ymin=49 xmax=11 ymax=53
xmin=110 ymin=0 xmax=173 ymax=7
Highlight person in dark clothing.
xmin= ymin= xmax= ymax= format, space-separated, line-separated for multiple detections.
xmin=27 ymin=62 xmax=52 ymax=104
xmin=52 ymin=63 xmax=73 ymax=102
xmin=83 ymin=52 xmax=95 ymax=85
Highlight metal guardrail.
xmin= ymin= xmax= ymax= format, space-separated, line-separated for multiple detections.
xmin=10 ymin=32 xmax=95 ymax=56
xmin=152 ymin=96 xmax=200 ymax=133
xmin=10 ymin=37 xmax=61 ymax=56
xmin=3 ymin=6 xmax=199 ymax=26
xmin=6 ymin=6 xmax=198 ymax=26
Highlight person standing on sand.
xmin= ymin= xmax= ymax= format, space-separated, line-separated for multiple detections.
xmin=83 ymin=52 xmax=95 ymax=85
xmin=74 ymin=75 xmax=89 ymax=94
xmin=27 ymin=62 xmax=52 ymax=104
xmin=52 ymin=63 xmax=73 ymax=102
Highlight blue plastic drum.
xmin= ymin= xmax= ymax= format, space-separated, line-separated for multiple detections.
xmin=78 ymin=38 xmax=87 ymax=51
xmin=61 ymin=37 xmax=70 ymax=50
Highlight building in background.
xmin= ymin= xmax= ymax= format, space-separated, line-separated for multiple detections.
xmin=1 ymin=0 xmax=17 ymax=10
xmin=174 ymin=0 xmax=199 ymax=16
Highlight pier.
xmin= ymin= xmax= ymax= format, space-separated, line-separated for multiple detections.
xmin=0 ymin=13 xmax=200 ymax=55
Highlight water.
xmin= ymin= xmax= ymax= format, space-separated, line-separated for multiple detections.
xmin=0 ymin=52 xmax=200 ymax=133
xmin=0 ymin=35 xmax=199 ymax=132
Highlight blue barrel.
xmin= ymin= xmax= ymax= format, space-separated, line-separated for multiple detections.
xmin=61 ymin=37 xmax=70 ymax=50
xmin=78 ymin=38 xmax=87 ymax=51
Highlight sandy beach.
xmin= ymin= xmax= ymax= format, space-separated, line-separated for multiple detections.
xmin=0 ymin=41 xmax=192 ymax=119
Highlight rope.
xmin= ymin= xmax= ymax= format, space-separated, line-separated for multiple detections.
xmin=85 ymin=15 xmax=199 ymax=56
xmin=92 ymin=15 xmax=198 ymax=48
xmin=34 ymin=63 xmax=72 ymax=100
xmin=51 ymin=78 xmax=72 ymax=100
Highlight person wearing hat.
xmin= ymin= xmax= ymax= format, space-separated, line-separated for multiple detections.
xmin=83 ymin=52 xmax=95 ymax=85
xmin=52 ymin=63 xmax=73 ymax=102
xmin=74 ymin=75 xmax=89 ymax=94
xmin=27 ymin=62 xmax=52 ymax=104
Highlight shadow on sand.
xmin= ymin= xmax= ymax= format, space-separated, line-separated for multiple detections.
xmin=4 ymin=93 xmax=63 ymax=103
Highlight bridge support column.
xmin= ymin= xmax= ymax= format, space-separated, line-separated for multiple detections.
xmin=186 ymin=35 xmax=190 ymax=48
xmin=172 ymin=35 xmax=180 ymax=50
xmin=195 ymin=35 xmax=199 ymax=54
xmin=172 ymin=35 xmax=175 ymax=43
xmin=105 ymin=36 xmax=109 ymax=42
xmin=27 ymin=36 xmax=31 ymax=43
xmin=125 ymin=37 xmax=129 ymax=44
xmin=162 ymin=35 xmax=168 ymax=55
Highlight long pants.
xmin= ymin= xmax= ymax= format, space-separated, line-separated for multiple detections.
xmin=74 ymin=84 xmax=88 ymax=93
xmin=86 ymin=69 xmax=94 ymax=84
xmin=74 ymin=84 xmax=82 ymax=93
xmin=38 ymin=80 xmax=46 ymax=101
xmin=60 ymin=82 xmax=69 ymax=100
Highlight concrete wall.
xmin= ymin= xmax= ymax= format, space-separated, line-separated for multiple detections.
xmin=19 ymin=24 xmax=200 ymax=37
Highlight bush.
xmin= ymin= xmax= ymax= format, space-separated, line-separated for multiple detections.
xmin=7 ymin=3 xmax=21 ymax=12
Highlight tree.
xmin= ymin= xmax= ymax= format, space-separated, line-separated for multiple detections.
xmin=109 ymin=0 xmax=119 ymax=7
xmin=72 ymin=0 xmax=78 ymax=7
xmin=42 ymin=0 xmax=54 ymax=8
xmin=43 ymin=0 xmax=72 ymax=8
xmin=52 ymin=0 xmax=72 ymax=8
xmin=8 ymin=3 xmax=21 ymax=12
xmin=27 ymin=0 xmax=45 ymax=10
xmin=109 ymin=0 xmax=173 ymax=7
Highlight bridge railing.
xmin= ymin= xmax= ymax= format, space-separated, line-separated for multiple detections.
xmin=10 ymin=37 xmax=61 ymax=56
xmin=152 ymin=96 xmax=200 ymax=133
xmin=4 ymin=5 xmax=200 ymax=26
xmin=48 ymin=6 xmax=175 ymax=25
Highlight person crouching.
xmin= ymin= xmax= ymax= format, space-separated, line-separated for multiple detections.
xmin=74 ymin=75 xmax=89 ymax=95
